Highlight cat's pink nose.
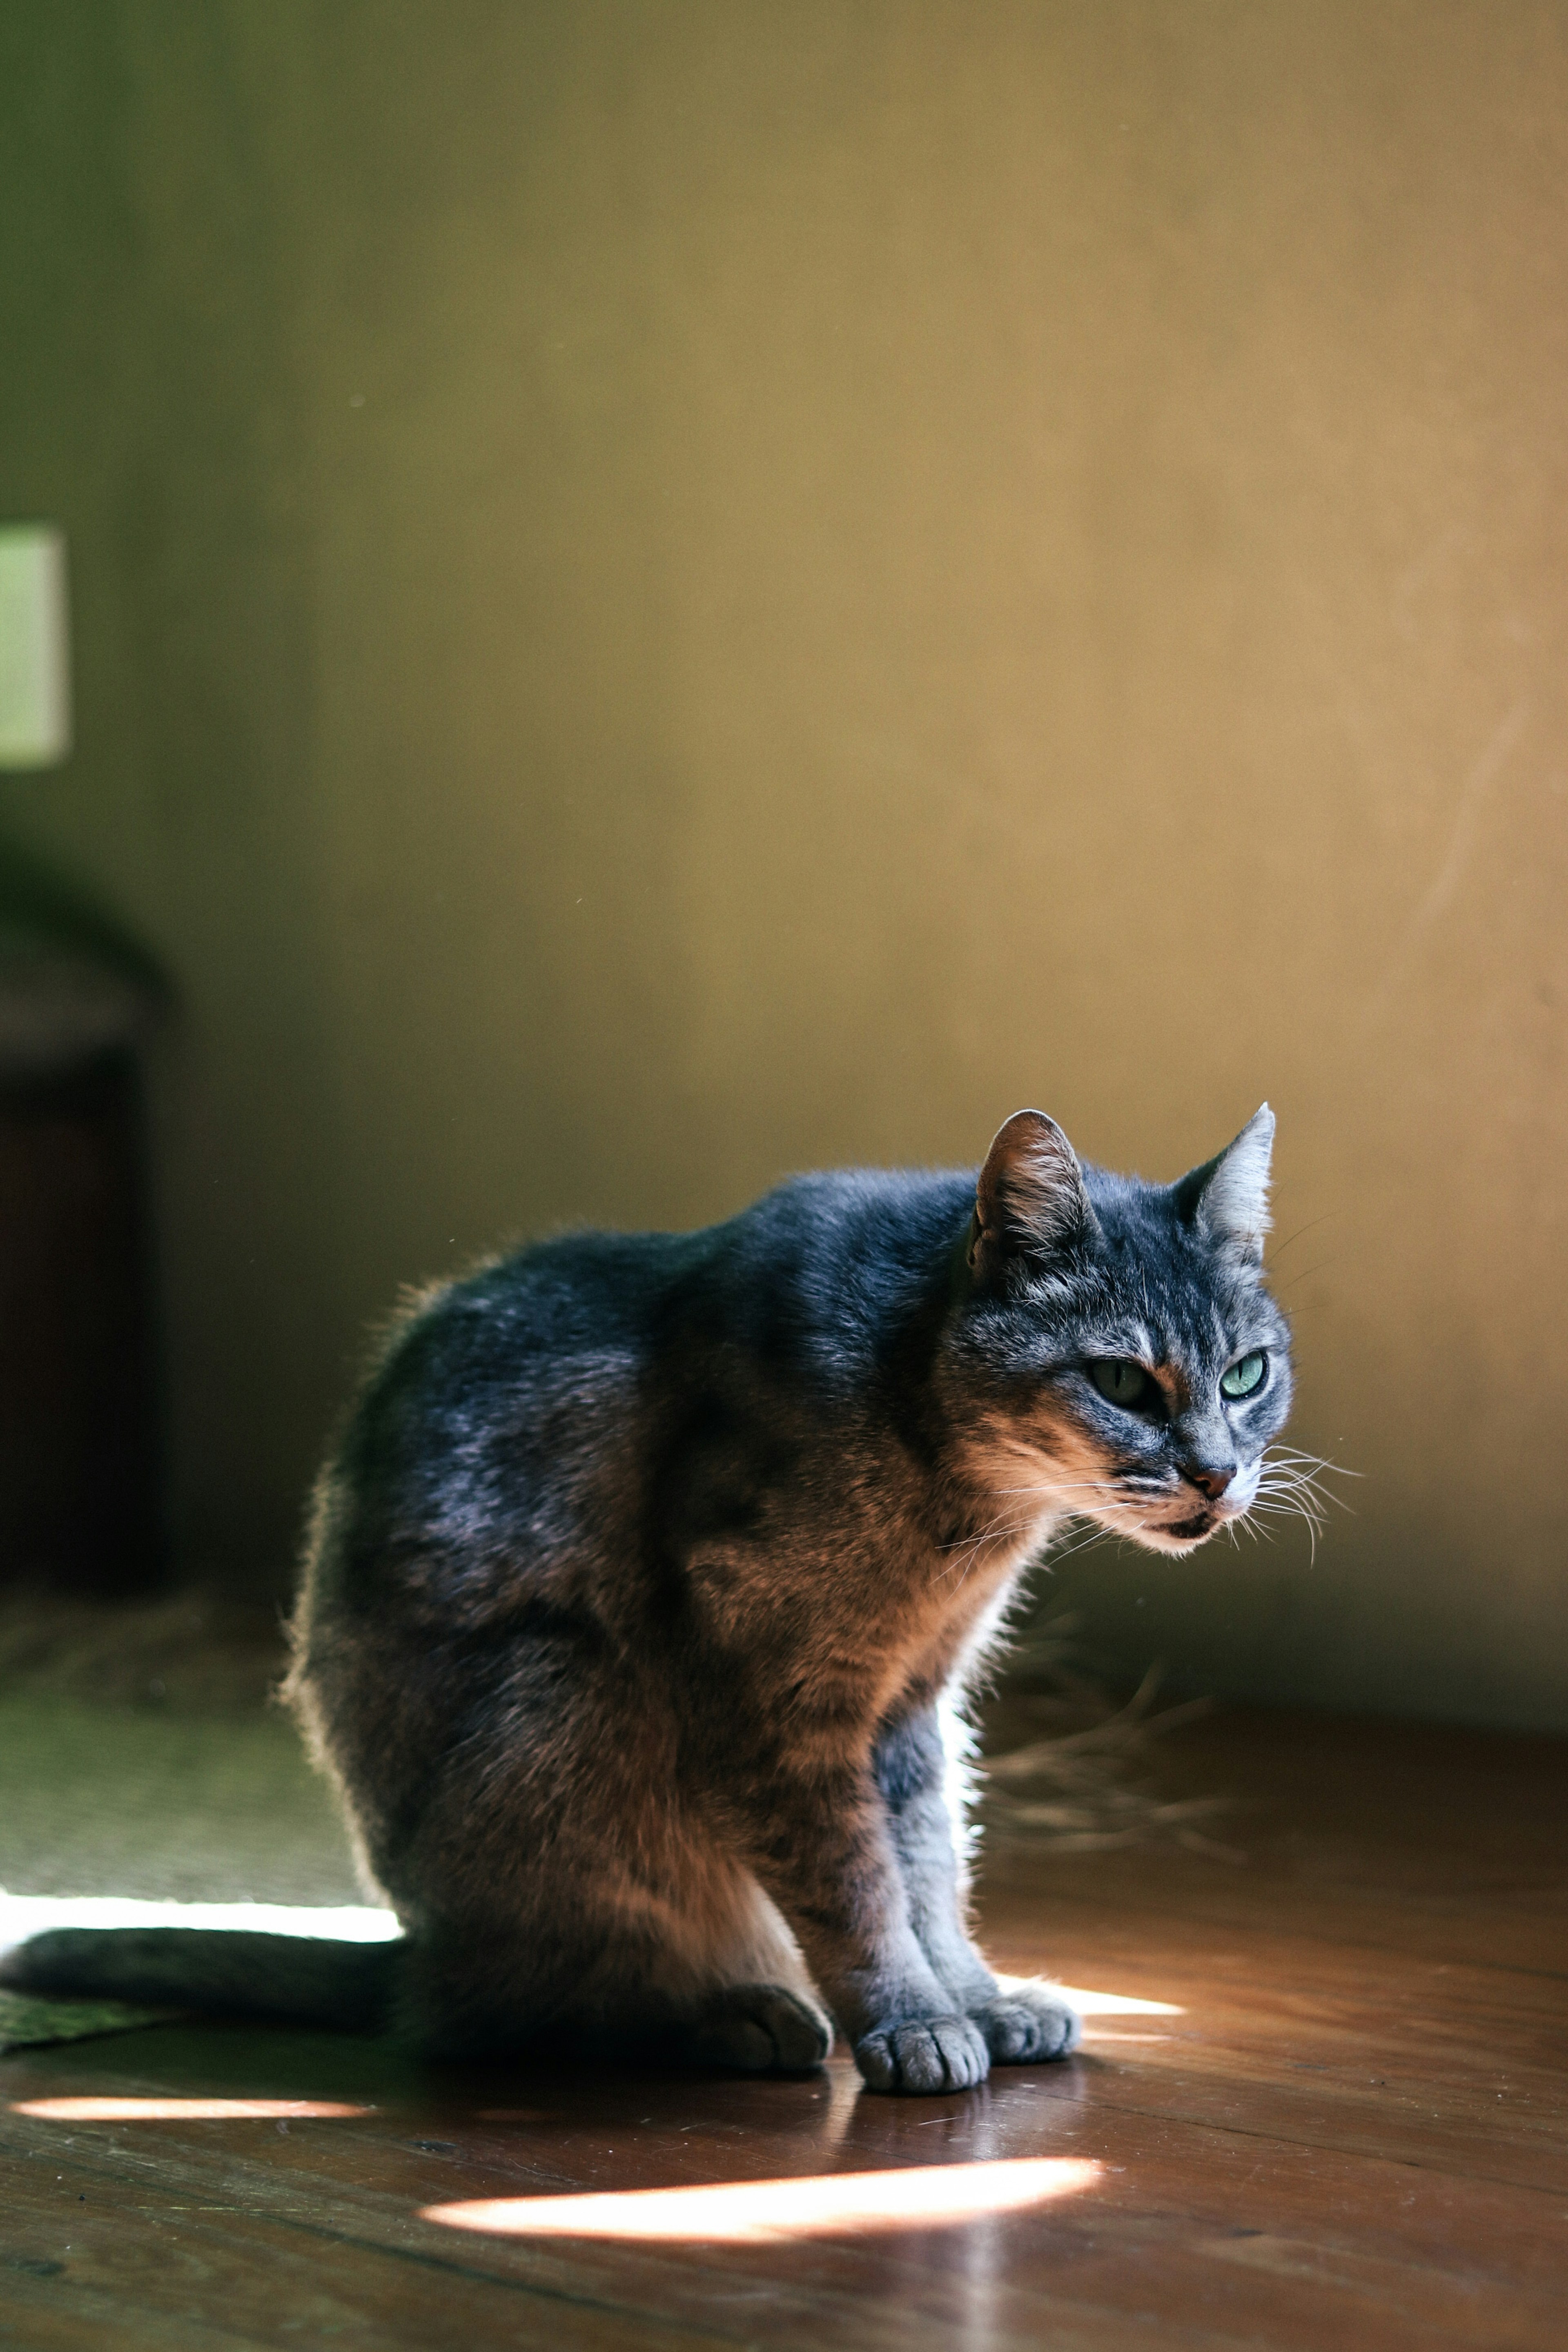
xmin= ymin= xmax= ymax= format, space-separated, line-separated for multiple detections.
xmin=1184 ymin=1463 xmax=1234 ymax=1501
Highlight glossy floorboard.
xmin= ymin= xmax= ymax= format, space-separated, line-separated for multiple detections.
xmin=2 ymin=1709 xmax=1564 ymax=2349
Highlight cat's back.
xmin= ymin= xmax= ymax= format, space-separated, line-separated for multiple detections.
xmin=307 ymin=1167 xmax=969 ymax=1625
xmin=323 ymin=1225 xmax=702 ymax=1564
xmin=356 ymin=1163 xmax=967 ymax=1448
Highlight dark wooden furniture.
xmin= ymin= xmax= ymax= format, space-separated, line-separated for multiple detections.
xmin=0 ymin=943 xmax=160 ymax=1595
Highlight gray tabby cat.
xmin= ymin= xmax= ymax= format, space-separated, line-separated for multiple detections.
xmin=7 ymin=1105 xmax=1291 ymax=2096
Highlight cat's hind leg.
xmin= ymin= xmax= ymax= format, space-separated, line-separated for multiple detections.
xmin=659 ymin=1865 xmax=834 ymax=2075
xmin=685 ymin=1981 xmax=833 ymax=2074
xmin=397 ymin=1838 xmax=832 ymax=2076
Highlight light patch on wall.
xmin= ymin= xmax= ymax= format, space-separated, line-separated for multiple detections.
xmin=0 ymin=525 xmax=71 ymax=767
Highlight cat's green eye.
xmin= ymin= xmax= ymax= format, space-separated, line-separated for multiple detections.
xmin=1089 ymin=1359 xmax=1151 ymax=1409
xmin=1221 ymin=1352 xmax=1267 ymax=1401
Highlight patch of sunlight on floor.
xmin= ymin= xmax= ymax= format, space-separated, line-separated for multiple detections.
xmin=424 ymin=2158 xmax=1103 ymax=2243
xmin=1050 ymin=1982 xmax=1183 ymax=2015
xmin=12 ymin=2098 xmax=371 ymax=2120
xmin=0 ymin=1895 xmax=400 ymax=1941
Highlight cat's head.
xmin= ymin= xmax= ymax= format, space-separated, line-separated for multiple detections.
xmin=948 ymin=1105 xmax=1293 ymax=1555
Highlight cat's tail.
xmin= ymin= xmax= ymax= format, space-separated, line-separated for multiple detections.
xmin=0 ymin=1894 xmax=404 ymax=2033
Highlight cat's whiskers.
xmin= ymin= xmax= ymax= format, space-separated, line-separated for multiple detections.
xmin=988 ymin=1480 xmax=1142 ymax=1498
xmin=940 ymin=1491 xmax=1092 ymax=1552
xmin=1243 ymin=1445 xmax=1352 ymax=1562
xmin=980 ymin=1472 xmax=1210 ymax=1564
xmin=936 ymin=1507 xmax=1059 ymax=1588
xmin=1041 ymin=1518 xmax=1125 ymax=1567
xmin=934 ymin=1474 xmax=1133 ymax=1589
xmin=938 ymin=1519 xmax=1036 ymax=1561
xmin=1264 ymin=1444 xmax=1355 ymax=1484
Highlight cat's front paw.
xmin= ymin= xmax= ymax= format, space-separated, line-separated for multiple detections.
xmin=855 ymin=2012 xmax=990 ymax=2095
xmin=971 ymin=1978 xmax=1082 ymax=2064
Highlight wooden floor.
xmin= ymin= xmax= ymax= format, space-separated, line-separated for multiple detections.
xmin=2 ymin=1708 xmax=1564 ymax=2349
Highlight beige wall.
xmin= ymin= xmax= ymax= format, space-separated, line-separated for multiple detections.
xmin=2 ymin=3 xmax=1564 ymax=1725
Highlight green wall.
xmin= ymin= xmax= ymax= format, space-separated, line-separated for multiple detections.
xmin=3 ymin=3 xmax=1566 ymax=1726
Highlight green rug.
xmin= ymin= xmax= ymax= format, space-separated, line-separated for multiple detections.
xmin=0 ymin=1991 xmax=179 ymax=2052
xmin=0 ymin=1642 xmax=372 ymax=2051
xmin=0 ymin=1695 xmax=363 ymax=1907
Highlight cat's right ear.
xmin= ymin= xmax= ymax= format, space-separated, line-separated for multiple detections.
xmin=969 ymin=1110 xmax=1094 ymax=1276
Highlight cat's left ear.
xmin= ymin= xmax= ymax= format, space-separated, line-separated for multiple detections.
xmin=1173 ymin=1104 xmax=1275 ymax=1262
xmin=970 ymin=1109 xmax=1094 ymax=1276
